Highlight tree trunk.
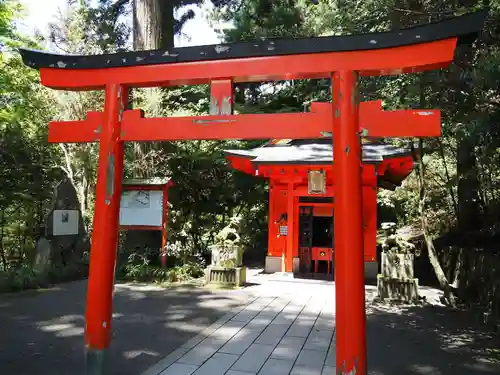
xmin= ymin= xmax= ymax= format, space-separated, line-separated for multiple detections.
xmin=437 ymin=138 xmax=458 ymax=217
xmin=457 ymin=133 xmax=482 ymax=233
xmin=414 ymin=141 xmax=456 ymax=307
xmin=78 ymin=171 xmax=87 ymax=217
xmin=132 ymin=0 xmax=176 ymax=178
xmin=415 ymin=76 xmax=456 ymax=307
xmin=133 ymin=0 xmax=175 ymax=50
xmin=451 ymin=247 xmax=464 ymax=289
xmin=133 ymin=0 xmax=164 ymax=51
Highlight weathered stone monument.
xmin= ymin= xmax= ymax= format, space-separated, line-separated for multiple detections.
xmin=40 ymin=178 xmax=89 ymax=268
xmin=377 ymin=222 xmax=419 ymax=303
xmin=33 ymin=235 xmax=52 ymax=274
xmin=205 ymin=216 xmax=246 ymax=287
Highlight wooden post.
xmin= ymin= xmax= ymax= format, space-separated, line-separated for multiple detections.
xmin=268 ymin=182 xmax=275 ymax=257
xmin=84 ymin=84 xmax=127 ymax=375
xmin=332 ymin=71 xmax=367 ymax=374
xmin=285 ymin=182 xmax=295 ymax=272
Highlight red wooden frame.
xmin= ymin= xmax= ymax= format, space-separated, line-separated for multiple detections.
xmin=120 ymin=181 xmax=174 ymax=267
xmin=47 ymin=99 xmax=440 ymax=143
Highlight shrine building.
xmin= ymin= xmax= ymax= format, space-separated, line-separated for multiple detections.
xmin=225 ymin=137 xmax=414 ymax=278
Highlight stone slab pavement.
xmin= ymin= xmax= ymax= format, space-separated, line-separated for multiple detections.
xmin=142 ymin=272 xmax=500 ymax=375
xmin=1 ymin=270 xmax=499 ymax=375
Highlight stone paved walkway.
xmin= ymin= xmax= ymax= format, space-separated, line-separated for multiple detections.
xmin=141 ymin=272 xmax=500 ymax=375
xmin=142 ymin=277 xmax=337 ymax=375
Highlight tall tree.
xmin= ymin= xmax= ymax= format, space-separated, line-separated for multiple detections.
xmin=131 ymin=0 xmax=237 ymax=50
xmin=0 ymin=0 xmax=61 ymax=271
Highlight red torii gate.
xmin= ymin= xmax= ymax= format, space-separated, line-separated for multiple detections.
xmin=20 ymin=10 xmax=486 ymax=375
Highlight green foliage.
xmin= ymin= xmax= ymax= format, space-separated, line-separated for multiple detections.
xmin=0 ymin=0 xmax=64 ymax=276
xmin=49 ymin=1 xmax=129 ymax=54
xmin=0 ymin=0 xmax=128 ymax=291
xmin=0 ymin=261 xmax=89 ymax=293
xmin=118 ymin=249 xmax=204 ymax=283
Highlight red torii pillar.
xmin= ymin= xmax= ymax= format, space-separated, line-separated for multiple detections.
xmin=85 ymin=84 xmax=127 ymax=372
xmin=18 ymin=10 xmax=485 ymax=375
xmin=333 ymin=71 xmax=366 ymax=372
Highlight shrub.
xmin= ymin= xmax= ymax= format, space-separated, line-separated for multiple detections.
xmin=118 ymin=248 xmax=205 ymax=284
xmin=0 ymin=260 xmax=89 ymax=293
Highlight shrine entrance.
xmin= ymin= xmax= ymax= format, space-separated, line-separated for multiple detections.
xmin=298 ymin=203 xmax=334 ymax=276
xmin=20 ymin=10 xmax=486 ymax=375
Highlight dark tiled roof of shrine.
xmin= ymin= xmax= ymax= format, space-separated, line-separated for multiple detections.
xmin=224 ymin=139 xmax=412 ymax=165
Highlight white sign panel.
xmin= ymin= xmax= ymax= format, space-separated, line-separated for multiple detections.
xmin=119 ymin=190 xmax=163 ymax=227
xmin=53 ymin=210 xmax=80 ymax=236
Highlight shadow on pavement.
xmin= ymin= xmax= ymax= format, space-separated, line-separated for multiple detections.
xmin=0 ymin=280 xmax=250 ymax=375
xmin=367 ymin=301 xmax=500 ymax=375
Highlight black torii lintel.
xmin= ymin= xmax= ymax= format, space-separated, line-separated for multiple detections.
xmin=19 ymin=10 xmax=487 ymax=71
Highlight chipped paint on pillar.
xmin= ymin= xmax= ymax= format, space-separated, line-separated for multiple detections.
xmin=209 ymin=97 xmax=219 ymax=115
xmin=341 ymin=366 xmax=358 ymax=375
xmin=209 ymin=79 xmax=233 ymax=115
xmin=104 ymin=86 xmax=123 ymax=206
xmin=337 ymin=89 xmax=343 ymax=118
xmin=359 ymin=128 xmax=369 ymax=137
xmin=351 ymin=73 xmax=360 ymax=113
xmin=221 ymin=97 xmax=232 ymax=115
xmin=117 ymin=87 xmax=125 ymax=122
xmin=337 ymin=360 xmax=359 ymax=375
xmin=105 ymin=152 xmax=115 ymax=205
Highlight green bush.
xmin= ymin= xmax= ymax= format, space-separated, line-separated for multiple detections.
xmin=0 ymin=260 xmax=89 ymax=293
xmin=117 ymin=249 xmax=205 ymax=284
xmin=120 ymin=263 xmax=204 ymax=283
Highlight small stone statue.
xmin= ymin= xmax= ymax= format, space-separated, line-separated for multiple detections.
xmin=381 ymin=222 xmax=417 ymax=255
xmin=214 ymin=216 xmax=242 ymax=249
xmin=211 ymin=216 xmax=243 ymax=268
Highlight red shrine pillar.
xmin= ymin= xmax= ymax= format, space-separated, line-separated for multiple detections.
xmin=332 ymin=71 xmax=367 ymax=374
xmin=84 ymin=84 xmax=127 ymax=374
xmin=285 ymin=182 xmax=295 ymax=272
